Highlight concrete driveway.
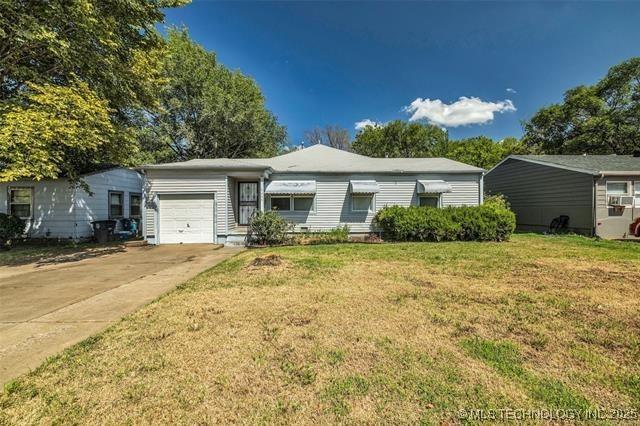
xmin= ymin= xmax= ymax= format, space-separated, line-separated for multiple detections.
xmin=0 ymin=244 xmax=243 ymax=384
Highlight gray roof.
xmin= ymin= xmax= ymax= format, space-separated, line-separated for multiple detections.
xmin=141 ymin=144 xmax=484 ymax=174
xmin=508 ymin=155 xmax=640 ymax=175
xmin=141 ymin=158 xmax=272 ymax=171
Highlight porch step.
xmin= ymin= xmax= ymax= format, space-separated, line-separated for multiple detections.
xmin=124 ymin=240 xmax=148 ymax=247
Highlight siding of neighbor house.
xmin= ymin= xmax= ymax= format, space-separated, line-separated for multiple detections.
xmin=595 ymin=175 xmax=639 ymax=239
xmin=143 ymin=171 xmax=481 ymax=241
xmin=485 ymin=158 xmax=594 ymax=234
xmin=0 ymin=168 xmax=143 ymax=240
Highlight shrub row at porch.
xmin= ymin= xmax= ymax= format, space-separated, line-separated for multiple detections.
xmin=373 ymin=198 xmax=516 ymax=242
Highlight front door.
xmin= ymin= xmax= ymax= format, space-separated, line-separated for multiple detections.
xmin=239 ymin=182 xmax=258 ymax=225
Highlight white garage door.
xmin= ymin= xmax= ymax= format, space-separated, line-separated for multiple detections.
xmin=159 ymin=193 xmax=215 ymax=244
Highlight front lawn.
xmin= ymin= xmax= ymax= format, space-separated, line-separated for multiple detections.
xmin=1 ymin=234 xmax=639 ymax=423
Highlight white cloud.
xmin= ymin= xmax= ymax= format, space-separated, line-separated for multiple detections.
xmin=404 ymin=96 xmax=516 ymax=127
xmin=506 ymin=88 xmax=517 ymax=94
xmin=354 ymin=119 xmax=380 ymax=130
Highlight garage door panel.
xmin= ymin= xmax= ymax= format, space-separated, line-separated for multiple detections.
xmin=159 ymin=194 xmax=215 ymax=244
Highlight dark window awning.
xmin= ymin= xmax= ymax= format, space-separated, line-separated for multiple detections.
xmin=265 ymin=180 xmax=316 ymax=195
xmin=416 ymin=180 xmax=452 ymax=194
xmin=349 ymin=180 xmax=380 ymax=194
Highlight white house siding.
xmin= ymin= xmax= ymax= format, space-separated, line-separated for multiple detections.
xmin=76 ymin=169 xmax=144 ymax=238
xmin=265 ymin=173 xmax=481 ymax=233
xmin=0 ymin=168 xmax=143 ymax=240
xmin=143 ymin=170 xmax=227 ymax=241
xmin=0 ymin=179 xmax=75 ymax=239
xmin=595 ymin=175 xmax=640 ymax=239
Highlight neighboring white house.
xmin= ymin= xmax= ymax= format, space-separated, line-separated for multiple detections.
xmin=140 ymin=145 xmax=484 ymax=245
xmin=0 ymin=168 xmax=143 ymax=240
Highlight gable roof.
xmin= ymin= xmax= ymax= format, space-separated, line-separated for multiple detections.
xmin=141 ymin=144 xmax=484 ymax=174
xmin=490 ymin=154 xmax=640 ymax=176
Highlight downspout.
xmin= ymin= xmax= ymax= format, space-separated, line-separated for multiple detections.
xmin=225 ymin=175 xmax=229 ymax=237
xmin=259 ymin=176 xmax=265 ymax=212
xmin=72 ymin=186 xmax=78 ymax=241
xmin=140 ymin=168 xmax=146 ymax=241
xmin=592 ymin=175 xmax=600 ymax=237
xmin=479 ymin=172 xmax=484 ymax=205
xmin=261 ymin=169 xmax=272 ymax=212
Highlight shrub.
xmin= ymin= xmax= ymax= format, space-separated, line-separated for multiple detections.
xmin=247 ymin=211 xmax=292 ymax=246
xmin=294 ymin=225 xmax=350 ymax=245
xmin=373 ymin=202 xmax=515 ymax=242
xmin=0 ymin=213 xmax=26 ymax=249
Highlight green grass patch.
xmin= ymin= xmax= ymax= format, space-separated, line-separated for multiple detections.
xmin=461 ymin=337 xmax=590 ymax=410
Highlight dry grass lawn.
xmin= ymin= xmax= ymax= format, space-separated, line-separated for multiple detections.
xmin=1 ymin=234 xmax=639 ymax=424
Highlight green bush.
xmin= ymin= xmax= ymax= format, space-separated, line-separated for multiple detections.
xmin=0 ymin=213 xmax=26 ymax=249
xmin=247 ymin=211 xmax=292 ymax=246
xmin=294 ymin=225 xmax=350 ymax=245
xmin=373 ymin=201 xmax=515 ymax=242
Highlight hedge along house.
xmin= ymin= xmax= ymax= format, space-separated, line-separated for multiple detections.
xmin=0 ymin=168 xmax=143 ymax=241
xmin=485 ymin=154 xmax=640 ymax=239
xmin=139 ymin=144 xmax=485 ymax=245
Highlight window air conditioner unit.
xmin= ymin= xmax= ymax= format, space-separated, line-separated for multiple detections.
xmin=608 ymin=195 xmax=634 ymax=207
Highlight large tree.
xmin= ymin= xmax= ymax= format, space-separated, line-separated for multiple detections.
xmin=445 ymin=136 xmax=527 ymax=169
xmin=303 ymin=125 xmax=351 ymax=151
xmin=351 ymin=120 xmax=447 ymax=158
xmin=523 ymin=57 xmax=640 ymax=154
xmin=140 ymin=29 xmax=286 ymax=162
xmin=0 ymin=0 xmax=186 ymax=182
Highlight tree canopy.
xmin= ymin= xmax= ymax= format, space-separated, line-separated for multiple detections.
xmin=523 ymin=57 xmax=640 ymax=155
xmin=444 ymin=136 xmax=527 ymax=170
xmin=0 ymin=0 xmax=187 ymax=182
xmin=351 ymin=120 xmax=448 ymax=158
xmin=140 ymin=29 xmax=286 ymax=163
xmin=351 ymin=121 xmax=524 ymax=169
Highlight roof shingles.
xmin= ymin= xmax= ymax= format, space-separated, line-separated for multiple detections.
xmin=512 ymin=155 xmax=640 ymax=174
xmin=142 ymin=144 xmax=484 ymax=174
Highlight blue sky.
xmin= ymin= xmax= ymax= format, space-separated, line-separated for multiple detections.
xmin=163 ymin=1 xmax=640 ymax=146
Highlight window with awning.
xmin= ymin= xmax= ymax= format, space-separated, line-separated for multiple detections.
xmin=265 ymin=180 xmax=316 ymax=195
xmin=416 ymin=180 xmax=452 ymax=194
xmin=349 ymin=180 xmax=380 ymax=194
xmin=266 ymin=180 xmax=316 ymax=213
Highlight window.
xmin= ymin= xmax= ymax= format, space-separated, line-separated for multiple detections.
xmin=109 ymin=191 xmax=124 ymax=218
xmin=130 ymin=193 xmax=142 ymax=218
xmin=419 ymin=195 xmax=440 ymax=208
xmin=352 ymin=195 xmax=373 ymax=212
xmin=606 ymin=182 xmax=629 ymax=195
xmin=270 ymin=196 xmax=291 ymax=211
xmin=635 ymin=183 xmax=640 ymax=207
xmin=293 ymin=196 xmax=314 ymax=211
xmin=9 ymin=187 xmax=33 ymax=219
xmin=270 ymin=195 xmax=314 ymax=212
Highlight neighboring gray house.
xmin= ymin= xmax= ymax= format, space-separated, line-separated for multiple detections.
xmin=0 ymin=168 xmax=143 ymax=240
xmin=139 ymin=144 xmax=484 ymax=245
xmin=485 ymin=154 xmax=640 ymax=239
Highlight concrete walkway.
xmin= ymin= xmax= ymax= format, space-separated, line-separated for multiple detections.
xmin=0 ymin=244 xmax=243 ymax=384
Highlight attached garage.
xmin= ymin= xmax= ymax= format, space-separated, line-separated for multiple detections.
xmin=158 ymin=193 xmax=216 ymax=244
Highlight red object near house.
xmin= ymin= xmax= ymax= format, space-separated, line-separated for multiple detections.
xmin=630 ymin=218 xmax=640 ymax=237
